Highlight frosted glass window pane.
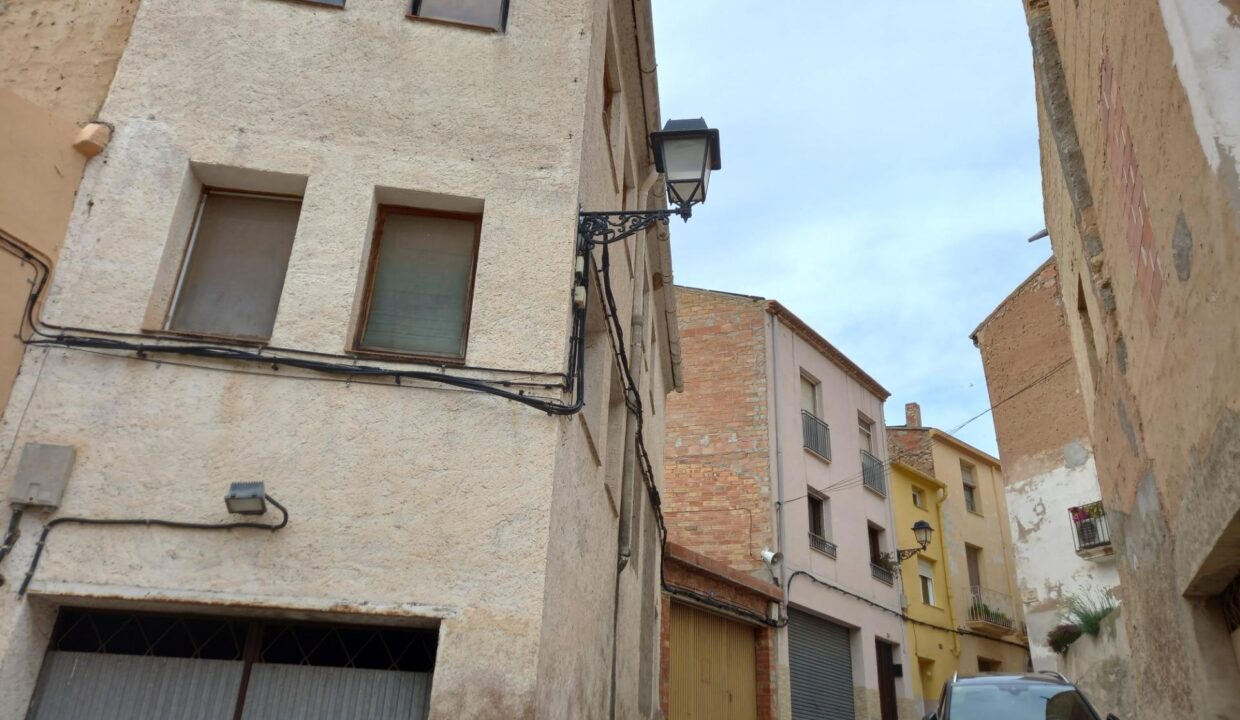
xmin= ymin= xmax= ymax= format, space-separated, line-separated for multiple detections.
xmin=361 ymin=212 xmax=478 ymax=358
xmin=169 ymin=193 xmax=300 ymax=339
xmin=414 ymin=0 xmax=506 ymax=29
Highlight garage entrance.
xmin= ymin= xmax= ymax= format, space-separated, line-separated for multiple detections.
xmin=668 ymin=602 xmax=758 ymax=720
xmin=26 ymin=608 xmax=437 ymax=720
xmin=788 ymin=608 xmax=854 ymax=720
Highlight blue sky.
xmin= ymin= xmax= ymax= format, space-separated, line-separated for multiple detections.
xmin=652 ymin=1 xmax=1053 ymax=456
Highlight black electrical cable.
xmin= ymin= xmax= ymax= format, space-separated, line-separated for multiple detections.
xmin=782 ymin=570 xmax=1031 ymax=649
xmin=0 ymin=507 xmax=23 ymax=565
xmin=17 ymin=495 xmax=289 ymax=596
xmin=0 ymin=234 xmax=588 ymax=416
xmin=665 ymin=583 xmax=779 ymax=628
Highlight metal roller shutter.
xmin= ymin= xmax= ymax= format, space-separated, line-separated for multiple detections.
xmin=28 ymin=652 xmax=244 ymax=720
xmin=788 ymin=608 xmax=855 ymax=720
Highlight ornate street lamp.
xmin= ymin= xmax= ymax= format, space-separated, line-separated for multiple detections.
xmin=578 ymin=118 xmax=721 ymax=244
xmin=895 ymin=520 xmax=935 ymax=562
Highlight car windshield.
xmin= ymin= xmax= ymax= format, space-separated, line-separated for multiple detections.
xmin=949 ymin=683 xmax=1098 ymax=720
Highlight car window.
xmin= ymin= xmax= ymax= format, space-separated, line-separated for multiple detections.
xmin=949 ymin=683 xmax=1098 ymax=720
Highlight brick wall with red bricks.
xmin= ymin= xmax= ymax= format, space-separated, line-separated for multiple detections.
xmin=664 ymin=287 xmax=774 ymax=574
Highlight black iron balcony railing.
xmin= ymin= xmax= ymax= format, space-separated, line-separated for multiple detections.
xmin=966 ymin=586 xmax=1016 ymax=632
xmin=1069 ymin=501 xmax=1112 ymax=556
xmin=802 ymin=411 xmax=831 ymax=461
xmin=870 ymin=561 xmax=894 ymax=585
xmin=861 ymin=450 xmax=886 ymax=496
xmin=809 ymin=532 xmax=837 ymax=558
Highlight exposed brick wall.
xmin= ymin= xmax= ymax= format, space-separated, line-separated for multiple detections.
xmin=887 ymin=427 xmax=933 ymax=478
xmin=664 ymin=287 xmax=773 ymax=573
xmin=972 ymin=259 xmax=1091 ymax=478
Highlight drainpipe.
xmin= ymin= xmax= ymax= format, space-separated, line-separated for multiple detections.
xmin=935 ymin=487 xmax=962 ymax=659
xmin=609 ymin=169 xmax=659 ymax=720
xmin=770 ymin=312 xmax=788 ymax=606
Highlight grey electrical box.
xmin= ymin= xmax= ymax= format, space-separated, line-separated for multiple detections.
xmin=9 ymin=443 xmax=75 ymax=509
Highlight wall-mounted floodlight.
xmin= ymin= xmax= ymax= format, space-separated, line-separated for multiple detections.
xmin=225 ymin=481 xmax=268 ymax=515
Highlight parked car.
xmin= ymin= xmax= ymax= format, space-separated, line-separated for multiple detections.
xmin=924 ymin=671 xmax=1120 ymax=720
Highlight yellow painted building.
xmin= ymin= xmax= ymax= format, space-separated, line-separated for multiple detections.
xmin=890 ymin=461 xmax=958 ymax=716
xmin=889 ymin=403 xmax=1030 ymax=715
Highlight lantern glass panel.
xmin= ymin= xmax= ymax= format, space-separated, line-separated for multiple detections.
xmin=662 ymin=136 xmax=712 ymax=205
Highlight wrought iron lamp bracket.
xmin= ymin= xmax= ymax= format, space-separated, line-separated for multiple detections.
xmin=895 ymin=545 xmax=927 ymax=563
xmin=578 ymin=206 xmax=691 ymax=246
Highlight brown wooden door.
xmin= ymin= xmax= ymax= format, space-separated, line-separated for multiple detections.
xmin=875 ymin=640 xmax=898 ymax=720
xmin=669 ymin=603 xmax=758 ymax=720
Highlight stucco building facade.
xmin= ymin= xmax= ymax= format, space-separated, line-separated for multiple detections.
xmin=970 ymin=258 xmax=1121 ymax=673
xmin=0 ymin=1 xmax=683 ymax=718
xmin=1021 ymin=0 xmax=1240 ymax=716
xmin=0 ymin=0 xmax=137 ymax=420
xmin=663 ymin=286 xmax=918 ymax=720
xmin=888 ymin=406 xmax=1029 ymax=685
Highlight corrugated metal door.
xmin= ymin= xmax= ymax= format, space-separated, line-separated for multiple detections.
xmin=240 ymin=664 xmax=431 ymax=720
xmin=788 ymin=608 xmax=854 ymax=720
xmin=669 ymin=603 xmax=758 ymax=720
xmin=28 ymin=651 xmax=244 ymax=720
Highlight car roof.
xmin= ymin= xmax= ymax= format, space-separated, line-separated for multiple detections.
xmin=953 ymin=672 xmax=1073 ymax=686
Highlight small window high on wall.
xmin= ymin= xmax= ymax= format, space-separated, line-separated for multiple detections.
xmin=356 ymin=207 xmax=481 ymax=363
xmin=167 ymin=190 xmax=301 ymax=341
xmin=410 ymin=0 xmax=508 ymax=31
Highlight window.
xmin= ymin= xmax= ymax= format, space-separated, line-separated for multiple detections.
xmin=868 ymin=525 xmax=884 ymax=563
xmin=800 ymin=374 xmax=819 ymax=415
xmin=858 ymin=416 xmax=874 ymax=453
xmin=918 ymin=559 xmax=936 ymax=605
xmin=356 ymin=207 xmax=481 ymax=362
xmin=961 ymin=461 xmax=979 ymax=514
xmin=808 ymin=494 xmax=828 ymax=538
xmin=912 ymin=487 xmax=925 ymax=509
xmin=410 ymin=0 xmax=508 ymax=30
xmin=167 ymin=190 xmax=301 ymax=340
xmin=965 ymin=544 xmax=983 ymax=590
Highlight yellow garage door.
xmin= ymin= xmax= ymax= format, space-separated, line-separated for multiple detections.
xmin=669 ymin=602 xmax=758 ymax=720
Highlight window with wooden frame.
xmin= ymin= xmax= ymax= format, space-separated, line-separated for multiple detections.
xmin=807 ymin=493 xmax=830 ymax=540
xmin=961 ymin=461 xmax=980 ymax=514
xmin=166 ymin=189 xmax=302 ymax=341
xmin=410 ymin=0 xmax=508 ymax=31
xmin=918 ymin=559 xmax=936 ymax=606
xmin=355 ymin=206 xmax=481 ymax=363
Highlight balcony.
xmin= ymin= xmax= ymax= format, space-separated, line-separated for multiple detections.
xmin=870 ymin=561 xmax=894 ymax=585
xmin=1069 ymin=501 xmax=1114 ymax=559
xmin=809 ymin=532 xmax=837 ymax=558
xmin=965 ymin=586 xmax=1017 ymax=636
xmin=861 ymin=450 xmax=886 ymax=496
xmin=802 ymin=411 xmax=831 ymax=461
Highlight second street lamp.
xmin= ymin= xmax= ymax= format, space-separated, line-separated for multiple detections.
xmin=895 ymin=520 xmax=935 ymax=562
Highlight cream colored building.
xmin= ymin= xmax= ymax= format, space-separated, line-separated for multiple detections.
xmin=888 ymin=404 xmax=1029 ymax=679
xmin=0 ymin=1 xmax=684 ymax=718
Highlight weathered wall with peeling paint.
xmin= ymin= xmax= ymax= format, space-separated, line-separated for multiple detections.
xmin=1023 ymin=0 xmax=1240 ymax=716
xmin=1060 ymin=607 xmax=1134 ymax=720
xmin=971 ymin=258 xmax=1121 ymax=671
xmin=0 ymin=0 xmax=676 ymax=718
